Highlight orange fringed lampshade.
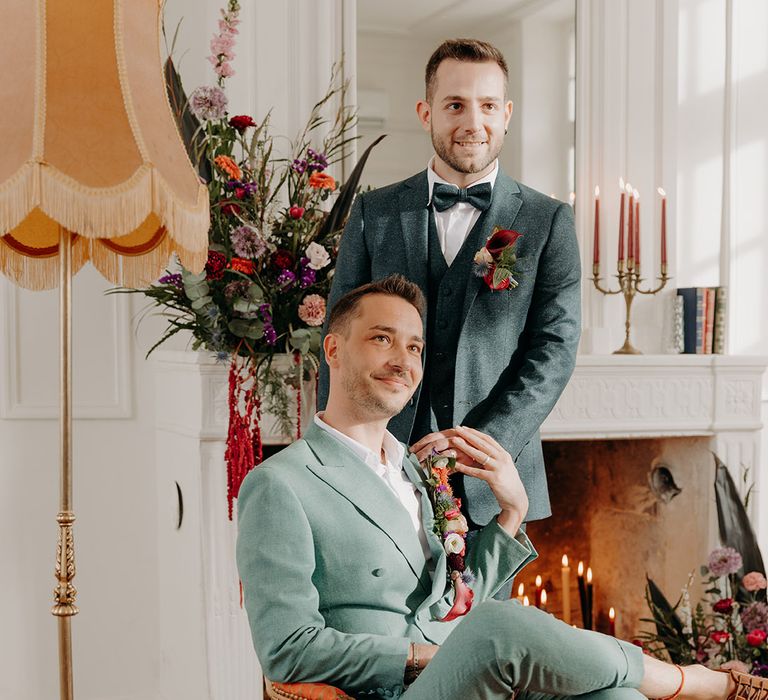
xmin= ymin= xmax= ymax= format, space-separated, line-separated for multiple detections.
xmin=0 ymin=0 xmax=209 ymax=290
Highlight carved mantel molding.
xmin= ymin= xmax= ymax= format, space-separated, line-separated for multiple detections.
xmin=543 ymin=354 xmax=767 ymax=440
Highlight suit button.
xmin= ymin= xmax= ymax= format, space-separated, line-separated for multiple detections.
xmin=371 ymin=568 xmax=385 ymax=577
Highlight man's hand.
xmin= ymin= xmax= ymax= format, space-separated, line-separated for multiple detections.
xmin=412 ymin=426 xmax=528 ymax=535
xmin=410 ymin=428 xmax=474 ymax=464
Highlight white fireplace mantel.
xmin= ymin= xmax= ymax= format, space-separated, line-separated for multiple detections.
xmin=542 ymin=354 xmax=768 ymax=440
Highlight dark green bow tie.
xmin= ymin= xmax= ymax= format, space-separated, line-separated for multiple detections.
xmin=431 ymin=181 xmax=493 ymax=212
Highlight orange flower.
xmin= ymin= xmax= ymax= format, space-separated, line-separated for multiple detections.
xmin=308 ymin=172 xmax=336 ymax=190
xmin=214 ymin=155 xmax=242 ymax=180
xmin=228 ymin=257 xmax=255 ymax=274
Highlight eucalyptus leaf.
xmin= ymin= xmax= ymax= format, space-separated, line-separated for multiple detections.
xmin=247 ymin=284 xmax=265 ymax=302
xmin=228 ymin=319 xmax=264 ymax=339
xmin=191 ymin=296 xmax=212 ymax=310
xmin=233 ymin=298 xmax=262 ymax=314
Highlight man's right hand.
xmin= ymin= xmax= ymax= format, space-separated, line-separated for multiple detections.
xmin=447 ymin=425 xmax=529 ymax=535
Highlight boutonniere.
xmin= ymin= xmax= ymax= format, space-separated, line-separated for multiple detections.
xmin=422 ymin=452 xmax=475 ymax=621
xmin=473 ymin=227 xmax=523 ymax=291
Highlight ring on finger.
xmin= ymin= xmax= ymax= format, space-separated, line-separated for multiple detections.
xmin=480 ymin=454 xmax=491 ymax=466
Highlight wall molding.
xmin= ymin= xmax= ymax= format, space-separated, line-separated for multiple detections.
xmin=0 ymin=279 xmax=132 ymax=420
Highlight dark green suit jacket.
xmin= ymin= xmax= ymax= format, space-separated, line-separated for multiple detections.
xmin=236 ymin=423 xmax=537 ymax=697
xmin=319 ymin=169 xmax=581 ymax=522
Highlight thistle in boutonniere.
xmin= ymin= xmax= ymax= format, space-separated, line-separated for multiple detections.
xmin=423 ymin=451 xmax=475 ymax=621
xmin=473 ymin=227 xmax=523 ymax=291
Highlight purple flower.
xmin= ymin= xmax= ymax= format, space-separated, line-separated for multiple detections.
xmin=189 ymin=85 xmax=228 ymax=121
xmin=753 ymin=663 xmax=768 ymax=678
xmin=277 ymin=269 xmax=296 ymax=289
xmin=158 ymin=273 xmax=183 ymax=288
xmin=306 ymin=148 xmax=328 ymax=172
xmin=259 ymin=303 xmax=277 ymax=346
xmin=741 ymin=602 xmax=768 ymax=633
xmin=213 ymin=350 xmax=230 ymax=364
xmin=708 ymin=547 xmax=743 ymax=577
xmin=299 ymin=260 xmax=316 ymax=289
xmin=291 ymin=159 xmax=308 ymax=174
xmin=460 ymin=569 xmax=476 ymax=586
xmin=230 ymin=225 xmax=268 ymax=259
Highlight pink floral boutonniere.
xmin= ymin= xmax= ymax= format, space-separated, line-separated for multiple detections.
xmin=423 ymin=452 xmax=475 ymax=621
xmin=473 ymin=227 xmax=523 ymax=291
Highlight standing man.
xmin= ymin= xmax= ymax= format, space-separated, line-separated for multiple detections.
xmin=320 ymin=39 xmax=581 ymax=533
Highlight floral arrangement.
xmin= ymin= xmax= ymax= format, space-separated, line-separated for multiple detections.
xmin=640 ymin=546 xmax=768 ymax=675
xmin=473 ymin=227 xmax=523 ymax=291
xmin=132 ymin=0 xmax=381 ymax=518
xmin=423 ymin=452 xmax=475 ymax=621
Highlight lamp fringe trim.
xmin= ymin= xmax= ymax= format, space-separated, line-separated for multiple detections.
xmin=0 ymin=161 xmax=208 ymax=246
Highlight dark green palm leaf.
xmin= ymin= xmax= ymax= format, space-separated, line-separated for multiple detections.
xmin=317 ymin=134 xmax=386 ymax=239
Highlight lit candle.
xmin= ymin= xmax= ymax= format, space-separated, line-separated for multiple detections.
xmin=609 ymin=607 xmax=616 ymax=636
xmin=561 ymin=555 xmax=571 ymax=625
xmin=523 ymin=595 xmax=530 ymax=606
xmin=593 ymin=186 xmax=600 ymax=265
xmin=535 ymin=575 xmax=543 ymax=608
xmin=540 ymin=589 xmax=548 ymax=611
xmin=634 ymin=190 xmax=640 ymax=272
xmin=517 ymin=582 xmax=525 ymax=603
xmin=586 ymin=567 xmax=594 ymax=631
xmin=658 ymin=187 xmax=667 ymax=266
xmin=618 ymin=178 xmax=626 ymax=264
xmin=569 ymin=191 xmax=576 ymax=209
xmin=577 ymin=561 xmax=587 ymax=628
xmin=626 ymin=183 xmax=634 ymax=264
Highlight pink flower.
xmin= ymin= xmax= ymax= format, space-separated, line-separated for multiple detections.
xmin=744 ymin=572 xmax=768 ymax=592
xmin=297 ymin=294 xmax=326 ymax=327
xmin=444 ymin=508 xmax=461 ymax=520
xmin=747 ymin=629 xmax=768 ymax=647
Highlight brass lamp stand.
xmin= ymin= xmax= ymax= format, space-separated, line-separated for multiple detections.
xmin=52 ymin=229 xmax=77 ymax=699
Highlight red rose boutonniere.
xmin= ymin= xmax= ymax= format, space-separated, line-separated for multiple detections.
xmin=473 ymin=227 xmax=523 ymax=291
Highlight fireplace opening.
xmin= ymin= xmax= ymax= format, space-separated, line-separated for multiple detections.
xmin=523 ymin=436 xmax=717 ymax=639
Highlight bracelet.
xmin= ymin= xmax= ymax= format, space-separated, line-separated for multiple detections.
xmin=658 ymin=665 xmax=685 ymax=700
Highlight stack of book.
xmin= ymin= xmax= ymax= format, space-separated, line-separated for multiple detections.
xmin=676 ymin=287 xmax=727 ymax=354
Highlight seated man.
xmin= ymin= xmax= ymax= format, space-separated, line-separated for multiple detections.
xmin=237 ymin=274 xmax=752 ymax=700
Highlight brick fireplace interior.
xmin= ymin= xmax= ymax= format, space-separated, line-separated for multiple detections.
xmin=524 ymin=436 xmax=719 ymax=640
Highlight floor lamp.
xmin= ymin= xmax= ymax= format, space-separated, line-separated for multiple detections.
xmin=0 ymin=2 xmax=209 ymax=698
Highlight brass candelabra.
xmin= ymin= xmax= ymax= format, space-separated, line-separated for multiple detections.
xmin=592 ymin=260 xmax=670 ymax=354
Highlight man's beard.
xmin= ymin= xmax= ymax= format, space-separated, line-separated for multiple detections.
xmin=431 ymin=126 xmax=500 ymax=174
xmin=341 ymin=368 xmax=409 ymax=419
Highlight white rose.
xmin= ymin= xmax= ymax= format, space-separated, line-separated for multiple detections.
xmin=444 ymin=514 xmax=468 ymax=535
xmin=443 ymin=532 xmax=465 ymax=555
xmin=306 ymin=242 xmax=331 ymax=270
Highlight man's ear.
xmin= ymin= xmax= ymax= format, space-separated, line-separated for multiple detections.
xmin=323 ymin=332 xmax=340 ymax=368
xmin=416 ymin=100 xmax=431 ymax=133
xmin=504 ymin=100 xmax=514 ymax=130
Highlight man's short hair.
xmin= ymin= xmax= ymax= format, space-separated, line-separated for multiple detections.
xmin=327 ymin=274 xmax=425 ymax=336
xmin=425 ymin=38 xmax=509 ymax=103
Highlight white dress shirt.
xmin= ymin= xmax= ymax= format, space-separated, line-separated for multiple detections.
xmin=426 ymin=158 xmax=499 ymax=266
xmin=314 ymin=414 xmax=433 ymax=565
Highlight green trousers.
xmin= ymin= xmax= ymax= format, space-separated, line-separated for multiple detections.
xmin=404 ymin=600 xmax=646 ymax=700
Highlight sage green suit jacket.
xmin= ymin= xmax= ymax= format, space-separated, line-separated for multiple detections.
xmin=236 ymin=422 xmax=537 ymax=698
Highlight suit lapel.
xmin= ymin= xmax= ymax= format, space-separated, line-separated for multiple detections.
xmin=397 ymin=171 xmax=430 ymax=299
xmin=303 ymin=423 xmax=428 ymax=583
xmin=460 ymin=172 xmax=523 ymax=325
